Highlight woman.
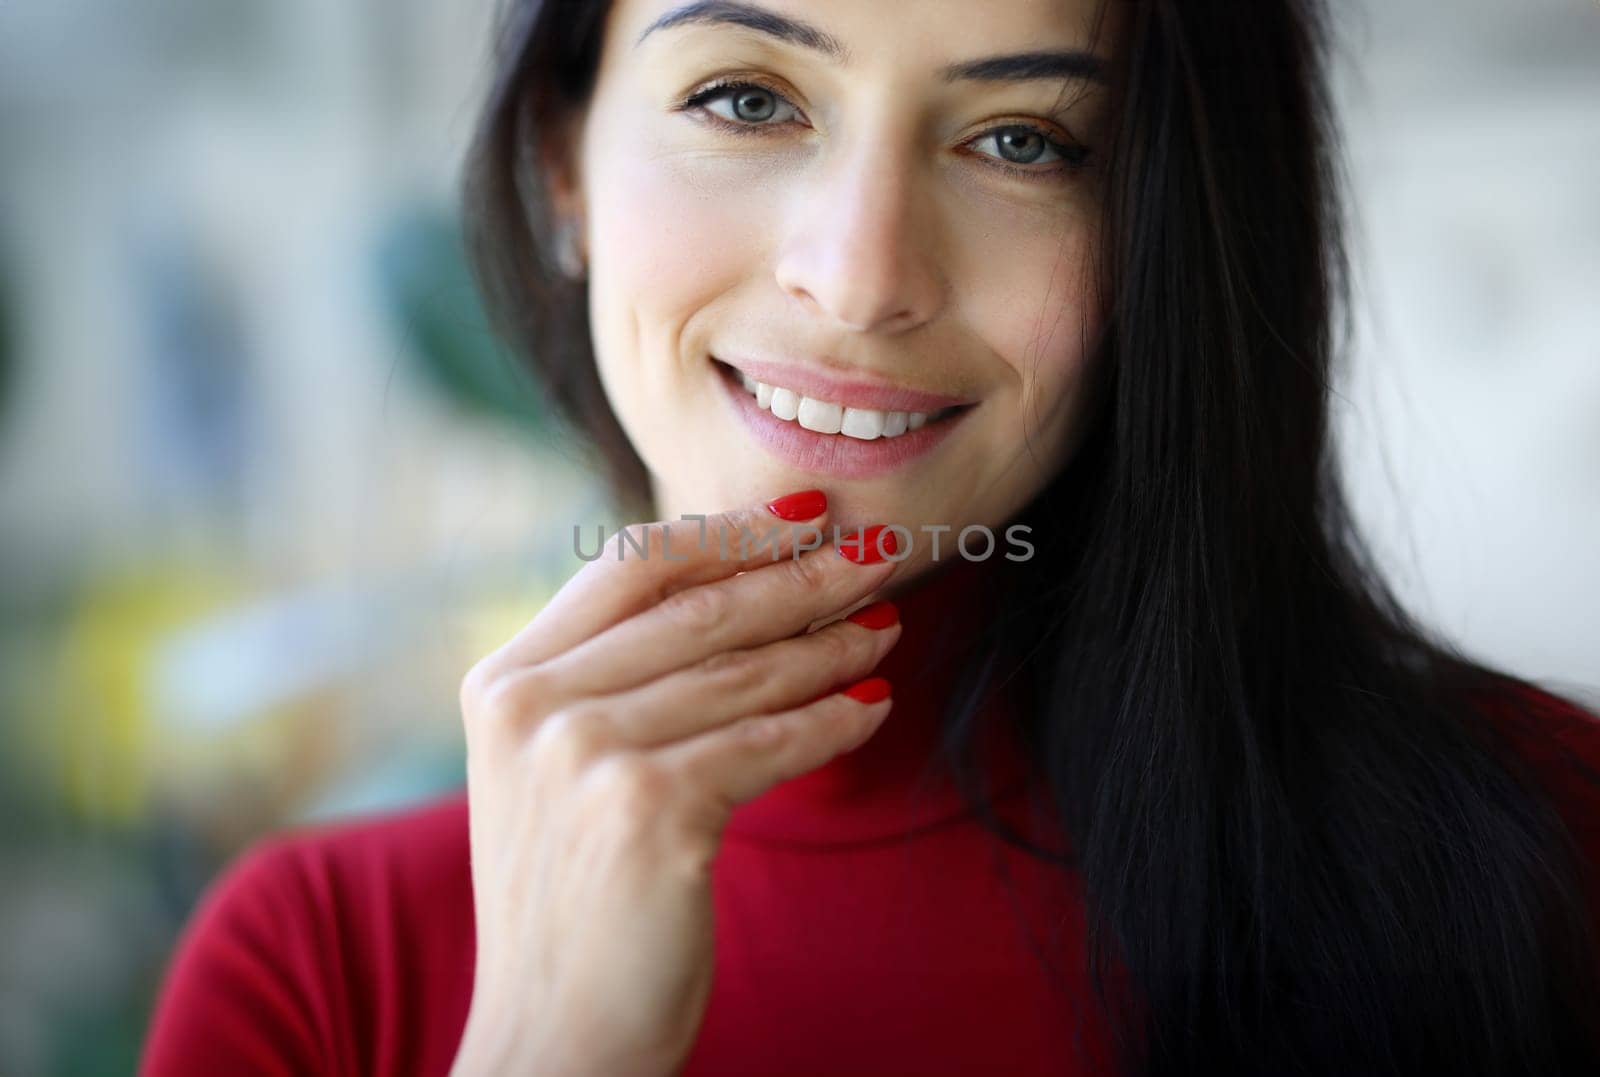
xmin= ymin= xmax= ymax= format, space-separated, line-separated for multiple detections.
xmin=141 ymin=0 xmax=1600 ymax=1074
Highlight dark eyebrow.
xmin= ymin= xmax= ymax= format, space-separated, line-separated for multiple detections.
xmin=636 ymin=1 xmax=1105 ymax=87
xmin=636 ymin=1 xmax=850 ymax=63
xmin=941 ymin=50 xmax=1106 ymax=86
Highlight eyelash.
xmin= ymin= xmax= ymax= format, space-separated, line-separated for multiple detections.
xmin=674 ymin=77 xmax=1091 ymax=182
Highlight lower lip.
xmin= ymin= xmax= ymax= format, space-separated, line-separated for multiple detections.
xmin=713 ymin=359 xmax=972 ymax=479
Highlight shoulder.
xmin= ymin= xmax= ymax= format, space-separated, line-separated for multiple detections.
xmin=141 ymin=792 xmax=474 ymax=1076
xmin=252 ymin=789 xmax=473 ymax=903
xmin=204 ymin=790 xmax=473 ymax=943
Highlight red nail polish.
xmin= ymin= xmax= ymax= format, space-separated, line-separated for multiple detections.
xmin=843 ymin=677 xmax=892 ymax=704
xmin=835 ymin=524 xmax=898 ymax=564
xmin=765 ymin=489 xmax=827 ymax=521
xmin=845 ymin=600 xmax=899 ymax=630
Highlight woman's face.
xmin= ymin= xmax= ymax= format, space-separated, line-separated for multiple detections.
xmin=556 ymin=0 xmax=1115 ymax=588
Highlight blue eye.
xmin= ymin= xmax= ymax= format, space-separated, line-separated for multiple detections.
xmin=968 ymin=126 xmax=1089 ymax=171
xmin=682 ymin=80 xmax=804 ymax=129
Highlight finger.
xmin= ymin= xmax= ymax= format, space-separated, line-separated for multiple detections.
xmin=534 ymin=534 xmax=901 ymax=698
xmin=660 ymin=679 xmax=896 ymax=815
xmin=485 ymin=491 xmax=831 ymax=673
xmin=587 ymin=602 xmax=902 ymax=748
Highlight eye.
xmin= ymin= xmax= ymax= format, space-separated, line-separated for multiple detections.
xmin=966 ymin=125 xmax=1090 ymax=173
xmin=682 ymin=79 xmax=805 ymax=130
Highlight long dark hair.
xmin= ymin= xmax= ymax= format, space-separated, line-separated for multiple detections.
xmin=461 ymin=1 xmax=1600 ymax=1072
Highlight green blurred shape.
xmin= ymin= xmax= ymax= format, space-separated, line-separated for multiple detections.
xmin=375 ymin=209 xmax=550 ymax=436
xmin=47 ymin=946 xmax=148 ymax=1077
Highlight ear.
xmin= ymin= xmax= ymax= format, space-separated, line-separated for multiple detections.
xmin=538 ymin=109 xmax=588 ymax=231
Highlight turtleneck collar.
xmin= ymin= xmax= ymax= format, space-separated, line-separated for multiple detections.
xmin=725 ymin=553 xmax=1035 ymax=847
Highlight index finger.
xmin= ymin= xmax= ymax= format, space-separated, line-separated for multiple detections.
xmin=488 ymin=489 xmax=832 ymax=671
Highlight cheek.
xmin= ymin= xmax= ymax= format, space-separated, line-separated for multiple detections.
xmin=579 ymin=129 xmax=758 ymax=426
xmin=959 ymin=214 xmax=1102 ymax=431
xmin=586 ymin=138 xmax=781 ymax=342
xmin=579 ymin=118 xmax=793 ymax=475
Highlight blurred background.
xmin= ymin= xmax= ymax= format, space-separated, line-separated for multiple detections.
xmin=0 ymin=0 xmax=1595 ymax=1072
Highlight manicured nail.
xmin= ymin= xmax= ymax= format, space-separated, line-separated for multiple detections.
xmin=765 ymin=489 xmax=827 ymax=521
xmin=843 ymin=677 xmax=892 ymax=704
xmin=845 ymin=600 xmax=899 ymax=630
xmin=835 ymin=524 xmax=898 ymax=564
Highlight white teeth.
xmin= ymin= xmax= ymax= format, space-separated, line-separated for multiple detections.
xmin=797 ymin=397 xmax=843 ymax=434
xmin=769 ymin=386 xmax=800 ymax=421
xmin=739 ymin=370 xmax=957 ymax=440
xmin=840 ymin=407 xmax=885 ymax=440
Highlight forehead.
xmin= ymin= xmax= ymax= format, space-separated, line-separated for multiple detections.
xmin=614 ymin=0 xmax=1112 ymax=70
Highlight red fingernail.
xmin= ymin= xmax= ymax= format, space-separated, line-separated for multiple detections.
xmin=835 ymin=524 xmax=898 ymax=564
xmin=765 ymin=489 xmax=827 ymax=521
xmin=844 ymin=677 xmax=892 ymax=704
xmin=845 ymin=600 xmax=899 ymax=630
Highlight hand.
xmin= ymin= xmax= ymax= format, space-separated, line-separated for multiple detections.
xmin=449 ymin=491 xmax=903 ymax=1077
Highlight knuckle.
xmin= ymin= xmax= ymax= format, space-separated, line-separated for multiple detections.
xmin=584 ymin=753 xmax=678 ymax=825
xmin=661 ymin=584 xmax=727 ymax=633
xmin=458 ymin=659 xmax=495 ymax=714
xmin=712 ymin=509 xmax=749 ymax=549
xmin=591 ymin=522 xmax=651 ymax=573
xmin=780 ymin=550 xmax=829 ymax=593
xmin=728 ymin=508 xmax=782 ymax=559
xmin=610 ymin=522 xmax=655 ymax=562
xmin=467 ymin=668 xmax=548 ymax=733
xmin=527 ymin=704 xmax=614 ymax=773
xmin=697 ymin=648 xmax=765 ymax=693
xmin=735 ymin=712 xmax=790 ymax=750
xmin=815 ymin=626 xmax=859 ymax=667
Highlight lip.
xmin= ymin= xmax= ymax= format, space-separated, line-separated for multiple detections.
xmin=713 ymin=355 xmax=975 ymax=414
xmin=713 ymin=359 xmax=973 ymax=479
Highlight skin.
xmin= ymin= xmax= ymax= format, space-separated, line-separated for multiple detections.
xmin=453 ymin=3 xmax=1116 ymax=1073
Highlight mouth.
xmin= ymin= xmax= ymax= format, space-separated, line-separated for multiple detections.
xmin=710 ymin=357 xmax=976 ymax=441
xmin=710 ymin=356 xmax=977 ymax=479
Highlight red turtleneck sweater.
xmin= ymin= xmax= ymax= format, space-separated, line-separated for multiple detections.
xmin=140 ymin=557 xmax=1600 ymax=1076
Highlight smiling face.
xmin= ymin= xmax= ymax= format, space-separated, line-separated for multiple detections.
xmin=550 ymin=0 xmax=1117 ymax=588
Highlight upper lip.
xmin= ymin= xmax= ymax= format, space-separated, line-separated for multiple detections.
xmin=714 ymin=355 xmax=978 ymax=414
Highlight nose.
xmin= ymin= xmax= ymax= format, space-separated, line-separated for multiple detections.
xmin=774 ymin=137 xmax=945 ymax=335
